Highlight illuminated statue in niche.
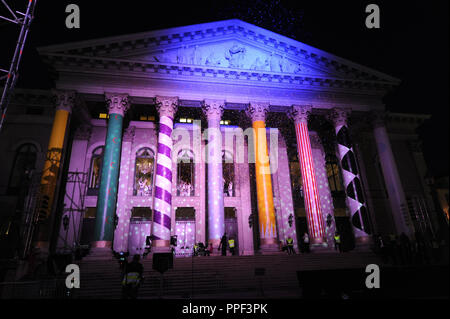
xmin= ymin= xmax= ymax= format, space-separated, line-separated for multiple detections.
xmin=134 ymin=148 xmax=154 ymax=196
xmin=177 ymin=149 xmax=195 ymax=197
xmin=223 ymin=151 xmax=235 ymax=197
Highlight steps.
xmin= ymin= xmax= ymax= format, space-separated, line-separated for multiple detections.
xmin=75 ymin=251 xmax=383 ymax=299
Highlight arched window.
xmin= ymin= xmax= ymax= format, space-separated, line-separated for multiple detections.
xmin=177 ymin=149 xmax=195 ymax=196
xmin=88 ymin=146 xmax=104 ymax=192
xmin=134 ymin=148 xmax=155 ymax=196
xmin=8 ymin=143 xmax=37 ymax=195
xmin=222 ymin=151 xmax=235 ymax=197
xmin=326 ymin=154 xmax=344 ymax=193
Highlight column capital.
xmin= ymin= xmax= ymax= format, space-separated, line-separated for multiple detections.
xmin=370 ymin=110 xmax=388 ymax=129
xmin=51 ymin=89 xmax=76 ymax=113
xmin=105 ymin=93 xmax=130 ymax=116
xmin=202 ymin=99 xmax=225 ymax=121
xmin=155 ymin=96 xmax=178 ymax=118
xmin=288 ymin=105 xmax=312 ymax=123
xmin=246 ymin=101 xmax=270 ymax=122
xmin=329 ymin=107 xmax=351 ymax=127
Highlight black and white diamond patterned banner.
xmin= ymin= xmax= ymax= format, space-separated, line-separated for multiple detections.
xmin=332 ymin=108 xmax=371 ymax=237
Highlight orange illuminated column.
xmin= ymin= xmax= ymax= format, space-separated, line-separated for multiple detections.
xmin=246 ymin=102 xmax=278 ymax=250
xmin=289 ymin=105 xmax=325 ymax=244
xmin=35 ymin=90 xmax=75 ymax=251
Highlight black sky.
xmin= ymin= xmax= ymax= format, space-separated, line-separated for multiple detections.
xmin=1 ymin=0 xmax=448 ymax=176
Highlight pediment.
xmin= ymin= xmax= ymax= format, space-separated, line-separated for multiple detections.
xmin=116 ymin=38 xmax=331 ymax=77
xmin=38 ymin=19 xmax=400 ymax=84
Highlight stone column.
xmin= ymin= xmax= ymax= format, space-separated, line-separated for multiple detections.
xmin=246 ymin=102 xmax=278 ymax=251
xmin=202 ymin=99 xmax=225 ymax=249
xmin=371 ymin=111 xmax=414 ymax=236
xmin=288 ymin=105 xmax=325 ymax=244
xmin=330 ymin=108 xmax=372 ymax=243
xmin=35 ymin=90 xmax=75 ymax=252
xmin=113 ymin=126 xmax=135 ymax=252
xmin=92 ymin=93 xmax=130 ymax=249
xmin=151 ymin=96 xmax=178 ymax=252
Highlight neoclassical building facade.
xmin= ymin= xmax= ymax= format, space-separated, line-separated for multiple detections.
xmin=0 ymin=20 xmax=439 ymax=258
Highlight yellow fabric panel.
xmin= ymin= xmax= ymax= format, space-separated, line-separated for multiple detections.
xmin=252 ymin=121 xmax=276 ymax=239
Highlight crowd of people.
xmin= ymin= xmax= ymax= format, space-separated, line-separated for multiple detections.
xmin=374 ymin=231 xmax=447 ymax=265
xmin=281 ymin=231 xmax=342 ymax=254
xmin=118 ymin=229 xmax=447 ymax=299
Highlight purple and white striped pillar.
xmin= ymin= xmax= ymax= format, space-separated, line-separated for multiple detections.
xmin=151 ymin=96 xmax=178 ymax=251
xmin=202 ymin=99 xmax=225 ymax=249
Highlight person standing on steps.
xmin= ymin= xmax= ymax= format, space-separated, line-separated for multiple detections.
xmin=228 ymin=237 xmax=236 ymax=256
xmin=122 ymin=254 xmax=144 ymax=299
xmin=218 ymin=233 xmax=228 ymax=256
xmin=303 ymin=232 xmax=310 ymax=253
xmin=334 ymin=232 xmax=342 ymax=253
xmin=286 ymin=236 xmax=295 ymax=255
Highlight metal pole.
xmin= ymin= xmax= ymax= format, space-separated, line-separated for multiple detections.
xmin=0 ymin=0 xmax=37 ymax=133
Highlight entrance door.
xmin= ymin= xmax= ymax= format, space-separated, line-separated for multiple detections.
xmin=295 ymin=216 xmax=308 ymax=247
xmin=80 ymin=207 xmax=96 ymax=245
xmin=128 ymin=207 xmax=152 ymax=255
xmin=128 ymin=220 xmax=152 ymax=255
xmin=174 ymin=207 xmax=196 ymax=257
xmin=224 ymin=207 xmax=239 ymax=255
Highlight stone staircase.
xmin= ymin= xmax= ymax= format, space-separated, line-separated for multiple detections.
xmin=75 ymin=251 xmax=383 ymax=299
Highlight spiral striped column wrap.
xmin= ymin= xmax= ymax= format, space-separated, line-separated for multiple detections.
xmin=332 ymin=108 xmax=371 ymax=238
xmin=152 ymin=96 xmax=178 ymax=249
xmin=289 ymin=105 xmax=325 ymax=243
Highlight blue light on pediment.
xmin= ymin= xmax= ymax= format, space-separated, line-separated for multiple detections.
xmin=148 ymin=39 xmax=319 ymax=76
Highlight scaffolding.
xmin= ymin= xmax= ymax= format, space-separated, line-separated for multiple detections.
xmin=0 ymin=0 xmax=37 ymax=133
xmin=56 ymin=171 xmax=88 ymax=254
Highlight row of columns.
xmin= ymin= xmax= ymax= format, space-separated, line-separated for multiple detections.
xmin=34 ymin=90 xmax=414 ymax=253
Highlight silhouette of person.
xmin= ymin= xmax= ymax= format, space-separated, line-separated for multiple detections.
xmin=218 ymin=233 xmax=228 ymax=256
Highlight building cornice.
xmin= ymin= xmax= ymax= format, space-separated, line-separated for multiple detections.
xmin=43 ymin=52 xmax=395 ymax=94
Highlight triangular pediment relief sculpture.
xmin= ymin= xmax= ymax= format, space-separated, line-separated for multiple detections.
xmin=115 ymin=40 xmax=329 ymax=76
xmin=38 ymin=19 xmax=399 ymax=84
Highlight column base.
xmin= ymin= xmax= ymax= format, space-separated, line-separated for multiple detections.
xmin=259 ymin=238 xmax=282 ymax=255
xmin=85 ymin=241 xmax=113 ymax=260
xmin=91 ymin=241 xmax=112 ymax=248
xmin=208 ymin=239 xmax=221 ymax=256
xmin=34 ymin=241 xmax=50 ymax=258
xmin=305 ymin=237 xmax=332 ymax=252
xmin=353 ymin=236 xmax=373 ymax=251
xmin=152 ymin=240 xmax=170 ymax=253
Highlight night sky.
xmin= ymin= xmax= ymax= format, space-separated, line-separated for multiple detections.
xmin=1 ymin=0 xmax=448 ymax=176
